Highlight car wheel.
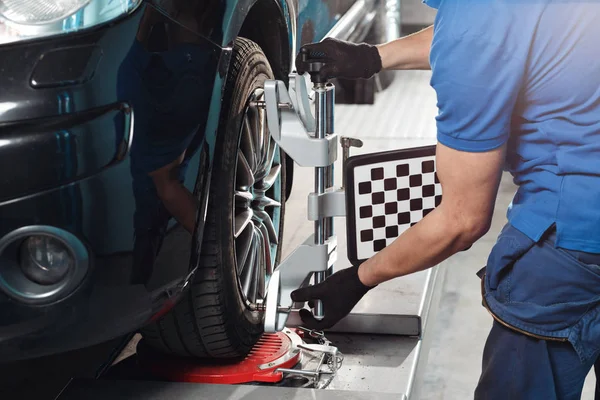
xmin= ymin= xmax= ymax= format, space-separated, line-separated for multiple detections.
xmin=141 ymin=37 xmax=286 ymax=359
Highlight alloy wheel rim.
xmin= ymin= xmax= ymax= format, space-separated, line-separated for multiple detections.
xmin=233 ymin=87 xmax=282 ymax=308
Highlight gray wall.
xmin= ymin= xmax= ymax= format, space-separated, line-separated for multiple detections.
xmin=401 ymin=0 xmax=437 ymax=26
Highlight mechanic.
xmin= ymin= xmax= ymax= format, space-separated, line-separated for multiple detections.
xmin=292 ymin=1 xmax=600 ymax=399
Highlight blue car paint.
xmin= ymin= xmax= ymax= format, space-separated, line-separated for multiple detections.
xmin=0 ymin=0 xmax=354 ymax=362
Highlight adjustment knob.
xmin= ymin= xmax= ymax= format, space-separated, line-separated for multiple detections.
xmin=300 ymin=47 xmax=327 ymax=84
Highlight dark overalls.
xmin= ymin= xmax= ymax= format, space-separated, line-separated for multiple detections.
xmin=476 ymin=225 xmax=600 ymax=399
xmin=423 ymin=1 xmax=600 ymax=398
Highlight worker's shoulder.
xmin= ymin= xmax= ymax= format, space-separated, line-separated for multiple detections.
xmin=437 ymin=0 xmax=599 ymax=51
xmin=432 ymin=1 xmax=539 ymax=58
xmin=445 ymin=0 xmax=600 ymax=25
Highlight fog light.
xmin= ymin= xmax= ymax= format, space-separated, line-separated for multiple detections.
xmin=20 ymin=235 xmax=73 ymax=285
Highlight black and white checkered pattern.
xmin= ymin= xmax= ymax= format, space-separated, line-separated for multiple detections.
xmin=350 ymin=154 xmax=442 ymax=261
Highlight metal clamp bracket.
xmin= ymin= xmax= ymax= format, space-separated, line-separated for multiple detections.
xmin=264 ymin=74 xmax=338 ymax=168
xmin=263 ymin=67 xmax=364 ymax=332
xmin=264 ymin=235 xmax=337 ymax=333
xmin=307 ymin=188 xmax=346 ymax=221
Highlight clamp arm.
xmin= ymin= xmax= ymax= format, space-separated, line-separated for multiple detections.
xmin=262 ymin=52 xmax=363 ymax=332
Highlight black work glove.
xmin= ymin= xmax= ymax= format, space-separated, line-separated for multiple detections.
xmin=295 ymin=37 xmax=383 ymax=81
xmin=290 ymin=265 xmax=375 ymax=330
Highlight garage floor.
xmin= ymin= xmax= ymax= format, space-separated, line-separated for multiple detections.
xmin=342 ymin=69 xmax=597 ymax=399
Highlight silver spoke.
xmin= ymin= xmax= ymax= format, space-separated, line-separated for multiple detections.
xmin=237 ymin=150 xmax=255 ymax=189
xmin=258 ymin=222 xmax=274 ymax=278
xmin=256 ymin=234 xmax=267 ymax=300
xmin=241 ymin=116 xmax=257 ymax=171
xmin=235 ymin=224 xmax=253 ymax=274
xmin=256 ymin=141 xmax=277 ymax=181
xmin=255 ymin=210 xmax=278 ymax=245
xmin=241 ymin=230 xmax=260 ymax=297
xmin=260 ymin=164 xmax=282 ymax=191
xmin=248 ymin=228 xmax=263 ymax=304
xmin=260 ymin=108 xmax=270 ymax=167
xmin=235 ymin=190 xmax=253 ymax=207
xmin=248 ymin=106 xmax=263 ymax=169
xmin=234 ymin=210 xmax=253 ymax=239
xmin=255 ymin=195 xmax=281 ymax=209
xmin=255 ymin=99 xmax=265 ymax=166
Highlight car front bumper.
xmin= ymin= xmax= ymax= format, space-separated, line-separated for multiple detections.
xmin=0 ymin=3 xmax=222 ymax=362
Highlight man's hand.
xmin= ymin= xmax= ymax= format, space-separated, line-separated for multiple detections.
xmin=290 ymin=265 xmax=375 ymax=330
xmin=295 ymin=26 xmax=433 ymax=80
xmin=295 ymin=37 xmax=382 ymax=81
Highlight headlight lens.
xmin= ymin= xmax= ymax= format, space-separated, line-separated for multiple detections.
xmin=0 ymin=0 xmax=142 ymax=44
xmin=1 ymin=0 xmax=92 ymax=25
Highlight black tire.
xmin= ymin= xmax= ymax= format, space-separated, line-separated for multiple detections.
xmin=141 ymin=37 xmax=286 ymax=359
xmin=285 ymin=155 xmax=294 ymax=199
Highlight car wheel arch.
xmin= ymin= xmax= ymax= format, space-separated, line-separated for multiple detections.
xmin=235 ymin=0 xmax=296 ymax=198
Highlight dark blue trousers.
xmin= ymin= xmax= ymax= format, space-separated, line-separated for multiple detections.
xmin=475 ymin=225 xmax=600 ymax=399
xmin=475 ymin=321 xmax=600 ymax=399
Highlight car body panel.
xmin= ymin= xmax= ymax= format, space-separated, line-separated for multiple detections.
xmin=0 ymin=0 xmax=371 ymax=362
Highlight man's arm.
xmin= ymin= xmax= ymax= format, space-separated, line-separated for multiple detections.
xmin=290 ymin=141 xmax=507 ymax=329
xmin=294 ymin=26 xmax=433 ymax=80
xmin=357 ymin=142 xmax=505 ymax=287
xmin=377 ymin=26 xmax=433 ymax=71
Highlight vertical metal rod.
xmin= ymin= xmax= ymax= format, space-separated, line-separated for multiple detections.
xmin=313 ymin=83 xmax=328 ymax=319
xmin=314 ymin=84 xmax=327 ymax=244
xmin=324 ymin=84 xmax=335 ymax=242
xmin=385 ymin=0 xmax=402 ymax=41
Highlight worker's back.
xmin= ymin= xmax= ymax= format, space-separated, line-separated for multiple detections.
xmin=429 ymin=0 xmax=600 ymax=253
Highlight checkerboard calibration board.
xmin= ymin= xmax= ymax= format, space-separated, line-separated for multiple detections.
xmin=347 ymin=148 xmax=442 ymax=262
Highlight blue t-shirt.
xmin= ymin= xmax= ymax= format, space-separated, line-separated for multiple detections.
xmin=424 ymin=0 xmax=600 ymax=253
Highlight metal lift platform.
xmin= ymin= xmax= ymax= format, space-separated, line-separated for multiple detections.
xmin=57 ymin=266 xmax=445 ymax=400
xmin=56 ymin=70 xmax=445 ymax=400
xmin=56 ymin=270 xmax=445 ymax=400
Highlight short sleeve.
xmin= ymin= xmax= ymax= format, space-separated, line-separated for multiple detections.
xmin=429 ymin=8 xmax=526 ymax=153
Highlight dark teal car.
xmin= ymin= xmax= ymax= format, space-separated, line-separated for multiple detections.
xmin=0 ymin=0 xmax=390 ymax=362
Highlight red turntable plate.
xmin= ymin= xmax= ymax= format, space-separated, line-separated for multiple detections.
xmin=138 ymin=328 xmax=303 ymax=384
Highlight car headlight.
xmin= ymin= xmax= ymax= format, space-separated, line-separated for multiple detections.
xmin=0 ymin=0 xmax=142 ymax=45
